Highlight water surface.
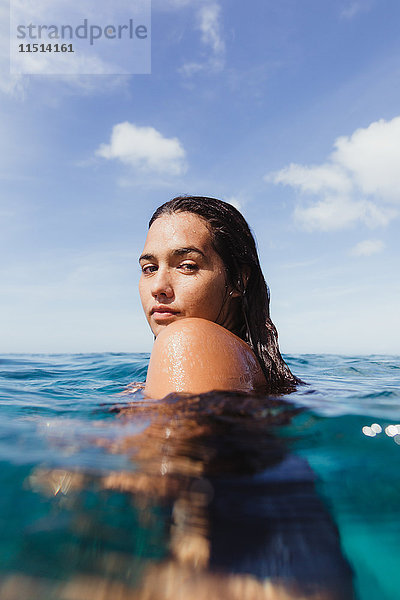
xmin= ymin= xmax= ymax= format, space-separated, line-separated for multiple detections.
xmin=0 ymin=353 xmax=399 ymax=599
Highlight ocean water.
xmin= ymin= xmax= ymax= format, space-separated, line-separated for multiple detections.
xmin=0 ymin=352 xmax=399 ymax=599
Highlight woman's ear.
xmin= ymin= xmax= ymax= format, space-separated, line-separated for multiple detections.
xmin=242 ymin=266 xmax=250 ymax=289
xmin=229 ymin=288 xmax=242 ymax=298
xmin=230 ymin=267 xmax=251 ymax=298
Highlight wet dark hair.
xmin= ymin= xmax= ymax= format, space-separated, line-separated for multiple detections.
xmin=149 ymin=196 xmax=300 ymax=392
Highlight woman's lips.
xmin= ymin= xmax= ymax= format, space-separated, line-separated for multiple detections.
xmin=151 ymin=308 xmax=179 ymax=320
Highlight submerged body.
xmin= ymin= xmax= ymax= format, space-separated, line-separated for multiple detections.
xmin=145 ymin=317 xmax=266 ymax=398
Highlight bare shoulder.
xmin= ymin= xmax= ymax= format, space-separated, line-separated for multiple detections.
xmin=156 ymin=317 xmax=249 ymax=348
xmin=144 ymin=318 xmax=266 ymax=399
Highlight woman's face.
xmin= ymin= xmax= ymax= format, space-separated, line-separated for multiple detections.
xmin=139 ymin=212 xmax=236 ymax=338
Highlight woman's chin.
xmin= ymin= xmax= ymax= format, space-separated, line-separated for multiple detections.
xmin=151 ymin=314 xmax=181 ymax=336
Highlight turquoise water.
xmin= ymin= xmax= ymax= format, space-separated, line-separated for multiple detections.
xmin=0 ymin=353 xmax=399 ymax=599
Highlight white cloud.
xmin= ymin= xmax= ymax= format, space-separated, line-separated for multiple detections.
xmin=272 ymin=163 xmax=352 ymax=195
xmin=293 ymin=196 xmax=393 ymax=232
xmin=179 ymin=61 xmax=206 ymax=77
xmin=332 ymin=118 xmax=400 ymax=202
xmin=13 ymin=49 xmax=122 ymax=76
xmin=180 ymin=2 xmax=225 ymax=76
xmin=340 ymin=1 xmax=373 ymax=19
xmin=96 ymin=121 xmax=187 ymax=176
xmin=0 ymin=72 xmax=26 ymax=98
xmin=225 ymin=195 xmax=242 ymax=212
xmin=51 ymin=75 xmax=130 ymax=95
xmin=199 ymin=3 xmax=225 ymax=57
xmin=267 ymin=115 xmax=400 ymax=231
xmin=350 ymin=239 xmax=385 ymax=257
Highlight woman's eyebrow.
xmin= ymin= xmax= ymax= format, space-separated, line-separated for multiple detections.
xmin=172 ymin=247 xmax=206 ymax=258
xmin=139 ymin=247 xmax=206 ymax=263
xmin=139 ymin=253 xmax=155 ymax=263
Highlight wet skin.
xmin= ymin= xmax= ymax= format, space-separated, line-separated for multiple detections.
xmin=138 ymin=212 xmax=266 ymax=398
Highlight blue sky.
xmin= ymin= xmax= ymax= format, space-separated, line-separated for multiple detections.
xmin=1 ymin=0 xmax=400 ymax=354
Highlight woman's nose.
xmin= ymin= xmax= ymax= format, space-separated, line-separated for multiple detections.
xmin=151 ymin=268 xmax=174 ymax=298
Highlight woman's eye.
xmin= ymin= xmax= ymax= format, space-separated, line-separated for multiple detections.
xmin=179 ymin=263 xmax=198 ymax=272
xmin=142 ymin=265 xmax=157 ymax=274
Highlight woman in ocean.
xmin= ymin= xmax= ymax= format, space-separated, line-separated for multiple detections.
xmin=139 ymin=195 xmax=300 ymax=399
xmin=133 ymin=198 xmax=354 ymax=599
